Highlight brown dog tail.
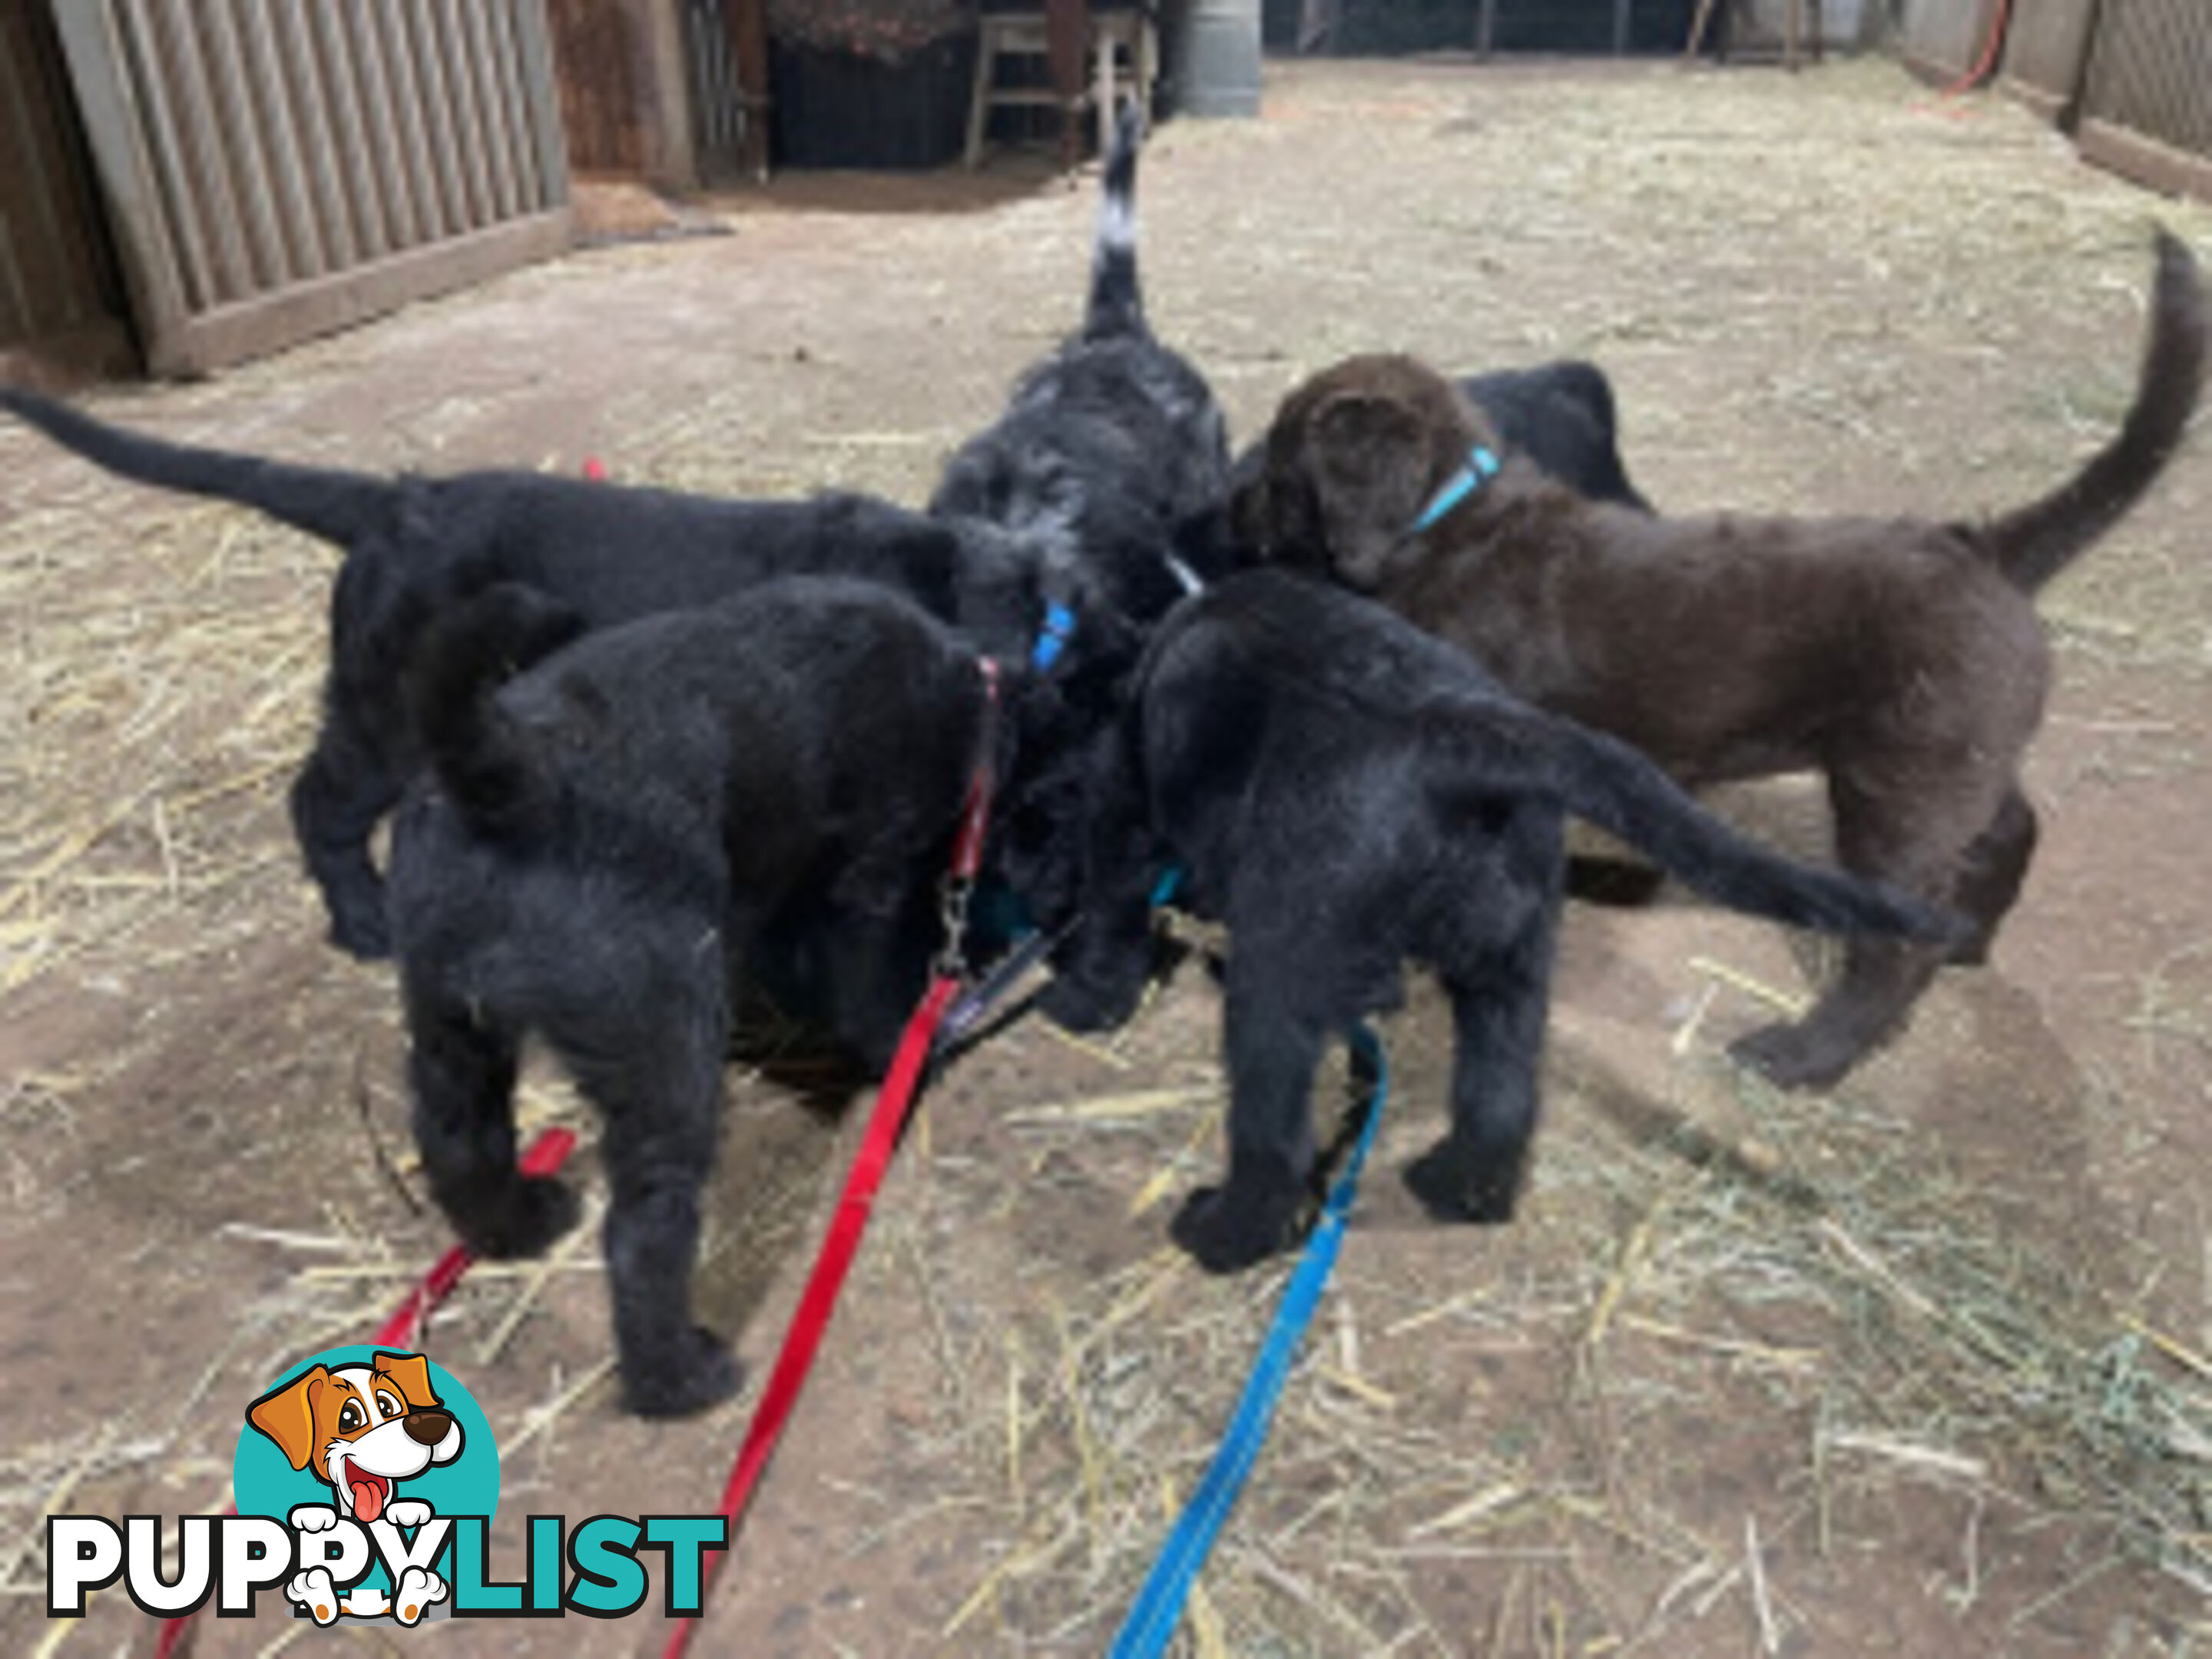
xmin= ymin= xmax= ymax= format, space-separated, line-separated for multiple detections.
xmin=1435 ymin=698 xmax=1960 ymax=945
xmin=405 ymin=582 xmax=587 ymax=839
xmin=1978 ymin=229 xmax=2207 ymax=594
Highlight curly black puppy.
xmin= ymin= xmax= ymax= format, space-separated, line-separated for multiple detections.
xmin=1228 ymin=358 xmax=1652 ymax=518
xmin=931 ymin=102 xmax=1233 ymax=624
xmin=0 ymin=386 xmax=1041 ymax=961
xmin=1042 ymin=571 xmax=1955 ymax=1274
xmin=386 ymin=575 xmax=1095 ymax=1416
xmin=1453 ymin=359 xmax=1651 ymax=511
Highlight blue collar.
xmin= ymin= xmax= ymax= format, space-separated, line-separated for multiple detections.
xmin=1409 ymin=445 xmax=1502 ymax=534
xmin=1031 ymin=601 xmax=1077 ymax=671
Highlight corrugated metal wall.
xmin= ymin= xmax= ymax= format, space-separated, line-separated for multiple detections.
xmin=52 ymin=0 xmax=573 ymax=376
xmin=1999 ymin=0 xmax=2100 ymax=121
xmin=0 ymin=4 xmax=133 ymax=375
xmin=2077 ymin=0 xmax=2212 ymax=200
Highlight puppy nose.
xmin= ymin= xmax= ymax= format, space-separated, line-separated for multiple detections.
xmin=403 ymin=1410 xmax=452 ymax=1445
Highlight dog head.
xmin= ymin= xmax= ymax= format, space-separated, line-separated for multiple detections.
xmin=1233 ymin=355 xmax=1502 ymax=590
xmin=247 ymin=1351 xmax=464 ymax=1525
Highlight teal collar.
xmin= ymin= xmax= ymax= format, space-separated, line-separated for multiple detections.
xmin=1409 ymin=445 xmax=1502 ymax=534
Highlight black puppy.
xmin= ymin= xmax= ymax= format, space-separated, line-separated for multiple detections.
xmin=1043 ymin=570 xmax=1953 ymax=1273
xmin=1455 ymin=359 xmax=1651 ymax=511
xmin=0 ymin=387 xmax=1041 ymax=960
xmin=931 ymin=102 xmax=1233 ymax=624
xmin=1229 ymin=358 xmax=1651 ymax=518
xmin=387 ymin=575 xmax=1087 ymax=1416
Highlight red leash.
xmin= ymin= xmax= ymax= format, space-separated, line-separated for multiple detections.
xmin=664 ymin=663 xmax=999 ymax=1656
xmin=151 ymin=1127 xmax=579 ymax=1659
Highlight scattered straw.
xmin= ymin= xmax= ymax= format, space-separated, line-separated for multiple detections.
xmin=1686 ymin=956 xmax=1813 ymax=1019
xmin=475 ymin=1192 xmax=608 ymax=1366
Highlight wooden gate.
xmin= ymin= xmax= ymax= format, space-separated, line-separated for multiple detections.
xmin=2000 ymin=0 xmax=2101 ymax=121
xmin=0 ymin=3 xmax=132 ymax=377
xmin=2076 ymin=0 xmax=2212 ymax=201
xmin=51 ymin=0 xmax=573 ymax=378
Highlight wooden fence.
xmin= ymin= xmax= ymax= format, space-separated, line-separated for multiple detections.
xmin=51 ymin=0 xmax=572 ymax=377
xmin=0 ymin=4 xmax=133 ymax=377
xmin=1998 ymin=0 xmax=2099 ymax=121
xmin=2076 ymin=0 xmax=2212 ymax=203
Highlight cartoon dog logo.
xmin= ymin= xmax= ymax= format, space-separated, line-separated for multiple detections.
xmin=247 ymin=1349 xmax=460 ymax=1625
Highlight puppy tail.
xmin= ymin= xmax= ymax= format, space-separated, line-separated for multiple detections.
xmin=406 ymin=583 xmax=587 ymax=837
xmin=1446 ymin=702 xmax=1959 ymax=944
xmin=0 ymin=385 xmax=397 ymax=550
xmin=1084 ymin=100 xmax=1148 ymax=342
xmin=1979 ymin=228 xmax=2207 ymax=594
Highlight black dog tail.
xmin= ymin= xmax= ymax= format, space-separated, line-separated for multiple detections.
xmin=406 ymin=583 xmax=587 ymax=839
xmin=0 ymin=385 xmax=395 ymax=550
xmin=1084 ymin=101 xmax=1148 ymax=341
xmin=1439 ymin=701 xmax=1957 ymax=944
xmin=1978 ymin=228 xmax=2207 ymax=594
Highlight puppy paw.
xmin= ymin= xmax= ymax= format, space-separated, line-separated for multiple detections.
xmin=464 ymin=1174 xmax=581 ymax=1260
xmin=288 ymin=1568 xmax=342 ymax=1626
xmin=1402 ymin=1143 xmax=1518 ymax=1225
xmin=287 ymin=1504 xmax=339 ymax=1535
xmin=392 ymin=1566 xmax=448 ymax=1626
xmin=326 ymin=894 xmax=393 ymax=962
xmin=1168 ymin=1185 xmax=1302 ymax=1274
xmin=1729 ymin=1023 xmax=1856 ymax=1092
xmin=384 ymin=1499 xmax=432 ymax=1530
xmin=1038 ymin=970 xmax=1144 ymax=1035
xmin=623 ymin=1327 xmax=744 ymax=1419
xmin=1945 ymin=927 xmax=1995 ymax=968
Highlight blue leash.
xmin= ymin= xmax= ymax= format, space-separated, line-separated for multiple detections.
xmin=1108 ymin=1024 xmax=1390 ymax=1659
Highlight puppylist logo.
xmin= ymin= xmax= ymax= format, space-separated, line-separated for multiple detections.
xmin=45 ymin=1346 xmax=728 ymax=1625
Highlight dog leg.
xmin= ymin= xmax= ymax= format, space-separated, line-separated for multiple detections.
xmin=1945 ymin=786 xmax=2038 ymax=966
xmin=1039 ymin=876 xmax=1159 ymax=1035
xmin=1733 ymin=935 xmax=1943 ymax=1091
xmin=1405 ymin=905 xmax=1557 ymax=1224
xmin=1039 ymin=737 xmax=1167 ymax=1035
xmin=290 ymin=723 xmax=404 ymax=959
xmin=575 ymin=980 xmax=743 ymax=1419
xmin=1171 ymin=967 xmax=1326 ymax=1273
xmin=815 ymin=905 xmax=942 ymax=1076
xmin=1731 ymin=765 xmax=1992 ymax=1089
xmin=406 ymin=992 xmax=579 ymax=1259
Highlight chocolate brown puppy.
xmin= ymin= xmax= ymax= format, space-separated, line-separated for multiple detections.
xmin=1233 ymin=232 xmax=2205 ymax=1089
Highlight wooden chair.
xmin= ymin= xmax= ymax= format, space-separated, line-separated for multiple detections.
xmin=965 ymin=2 xmax=1157 ymax=169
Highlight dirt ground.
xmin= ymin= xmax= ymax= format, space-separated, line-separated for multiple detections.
xmin=3 ymin=54 xmax=2209 ymax=1658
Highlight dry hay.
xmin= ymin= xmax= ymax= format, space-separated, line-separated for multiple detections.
xmin=0 ymin=485 xmax=324 ymax=1001
xmin=900 ymin=996 xmax=2210 ymax=1654
xmin=2 ymin=48 xmax=2209 ymax=1656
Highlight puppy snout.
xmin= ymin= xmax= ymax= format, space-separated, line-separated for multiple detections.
xmin=403 ymin=1410 xmax=453 ymax=1446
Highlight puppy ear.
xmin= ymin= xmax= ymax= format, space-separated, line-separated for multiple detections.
xmin=371 ymin=1352 xmax=441 ymax=1412
xmin=1305 ymin=391 xmax=1432 ymax=589
xmin=248 ymin=1366 xmax=329 ymax=1471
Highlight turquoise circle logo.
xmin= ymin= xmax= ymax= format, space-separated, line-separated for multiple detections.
xmin=233 ymin=1346 xmax=499 ymax=1626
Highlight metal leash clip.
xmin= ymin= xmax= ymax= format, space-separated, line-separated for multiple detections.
xmin=934 ymin=870 xmax=975 ymax=984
